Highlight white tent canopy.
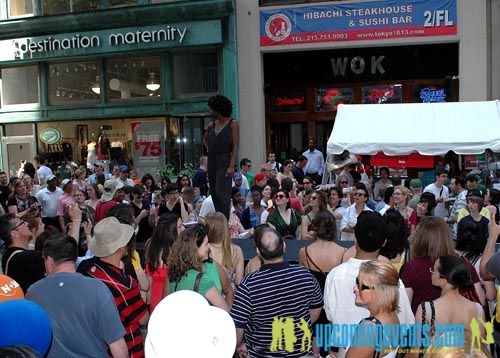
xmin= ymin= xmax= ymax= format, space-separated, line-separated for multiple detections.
xmin=327 ymin=100 xmax=500 ymax=156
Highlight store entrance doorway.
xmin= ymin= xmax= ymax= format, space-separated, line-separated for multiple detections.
xmin=1 ymin=135 xmax=36 ymax=177
xmin=270 ymin=122 xmax=308 ymax=161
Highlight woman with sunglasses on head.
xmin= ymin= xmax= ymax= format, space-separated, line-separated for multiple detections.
xmin=346 ymin=260 xmax=400 ymax=358
xmin=301 ymin=190 xmax=328 ymax=240
xmin=415 ymin=255 xmax=486 ymax=354
xmin=340 ymin=183 xmax=372 ymax=241
xmin=145 ymin=213 xmax=183 ymax=313
xmin=167 ymin=226 xmax=231 ymax=312
xmin=8 ymin=179 xmax=39 ymax=219
xmin=266 ymin=189 xmax=302 ymax=239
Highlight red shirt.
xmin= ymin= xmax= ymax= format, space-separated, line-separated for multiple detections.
xmin=79 ymin=258 xmax=147 ymax=358
xmin=94 ymin=200 xmax=118 ymax=223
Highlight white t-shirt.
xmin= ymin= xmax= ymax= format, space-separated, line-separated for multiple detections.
xmin=36 ymin=165 xmax=53 ymax=186
xmin=324 ymin=258 xmax=415 ymax=349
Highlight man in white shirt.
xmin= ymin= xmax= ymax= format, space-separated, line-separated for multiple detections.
xmin=423 ymin=169 xmax=449 ymax=219
xmin=36 ymin=174 xmax=63 ymax=228
xmin=34 ymin=155 xmax=52 ymax=187
xmin=303 ymin=138 xmax=324 ymax=185
xmin=324 ymin=212 xmax=414 ymax=356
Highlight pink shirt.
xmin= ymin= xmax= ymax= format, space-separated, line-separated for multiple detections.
xmin=56 ymin=194 xmax=74 ymax=216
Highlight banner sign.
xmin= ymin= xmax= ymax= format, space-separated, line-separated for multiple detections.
xmin=260 ymin=0 xmax=457 ymax=46
xmin=271 ymin=90 xmax=307 ymax=112
xmin=412 ymin=84 xmax=451 ymax=103
xmin=132 ymin=122 xmax=166 ymax=177
xmin=371 ymin=152 xmax=434 ymax=168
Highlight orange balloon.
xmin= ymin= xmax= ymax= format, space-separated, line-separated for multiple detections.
xmin=0 ymin=274 xmax=24 ymax=302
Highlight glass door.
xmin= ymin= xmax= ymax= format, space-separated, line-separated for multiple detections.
xmin=1 ymin=135 xmax=36 ymax=177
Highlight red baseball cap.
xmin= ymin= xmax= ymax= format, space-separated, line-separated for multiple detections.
xmin=254 ymin=173 xmax=266 ymax=182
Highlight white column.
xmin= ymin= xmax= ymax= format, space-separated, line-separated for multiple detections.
xmin=458 ymin=0 xmax=491 ymax=101
xmin=236 ymin=0 xmax=267 ymax=167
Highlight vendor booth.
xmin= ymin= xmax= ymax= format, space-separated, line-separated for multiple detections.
xmin=326 ymin=100 xmax=500 ymax=186
xmin=327 ymin=101 xmax=500 ymax=156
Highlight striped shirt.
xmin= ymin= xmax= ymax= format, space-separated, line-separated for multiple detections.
xmin=78 ymin=258 xmax=147 ymax=358
xmin=231 ymin=261 xmax=323 ymax=357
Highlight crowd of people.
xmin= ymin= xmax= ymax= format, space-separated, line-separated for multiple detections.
xmin=1 ymin=103 xmax=500 ymax=356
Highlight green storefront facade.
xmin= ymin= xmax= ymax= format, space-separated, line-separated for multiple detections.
xmin=0 ymin=0 xmax=237 ymax=177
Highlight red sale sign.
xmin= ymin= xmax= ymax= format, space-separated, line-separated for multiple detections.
xmin=132 ymin=122 xmax=166 ymax=177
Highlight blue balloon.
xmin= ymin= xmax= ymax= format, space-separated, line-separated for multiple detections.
xmin=0 ymin=299 xmax=52 ymax=356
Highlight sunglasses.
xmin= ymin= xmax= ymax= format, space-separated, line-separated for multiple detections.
xmin=275 ymin=194 xmax=286 ymax=199
xmin=429 ymin=267 xmax=446 ymax=279
xmin=303 ymin=181 xmax=311 ymax=185
xmin=356 ymin=277 xmax=374 ymax=291
xmin=339 ymin=181 xmax=348 ymax=184
xmin=310 ymin=196 xmax=318 ymax=200
xmin=13 ymin=220 xmax=28 ymax=231
xmin=354 ymin=192 xmax=366 ymax=197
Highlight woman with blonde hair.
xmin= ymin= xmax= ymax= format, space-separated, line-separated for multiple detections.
xmin=392 ymin=185 xmax=415 ymax=235
xmin=301 ymin=190 xmax=328 ymax=240
xmin=401 ymin=216 xmax=483 ymax=313
xmin=8 ymin=179 xmax=38 ymax=218
xmin=205 ymin=212 xmax=244 ymax=287
xmin=346 ymin=260 xmax=400 ymax=358
xmin=167 ymin=226 xmax=231 ymax=312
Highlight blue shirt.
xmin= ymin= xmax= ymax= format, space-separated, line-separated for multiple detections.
xmin=303 ymin=149 xmax=324 ymax=175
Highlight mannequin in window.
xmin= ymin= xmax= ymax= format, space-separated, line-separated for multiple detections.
xmin=96 ymin=131 xmax=111 ymax=161
xmin=87 ymin=140 xmax=97 ymax=170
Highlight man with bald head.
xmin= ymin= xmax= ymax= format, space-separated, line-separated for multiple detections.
xmin=231 ymin=228 xmax=323 ymax=357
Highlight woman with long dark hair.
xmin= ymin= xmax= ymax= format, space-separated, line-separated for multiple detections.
xmin=301 ymin=190 xmax=328 ymax=240
xmin=380 ymin=208 xmax=410 ymax=272
xmin=266 ymin=189 xmax=302 ymax=239
xmin=145 ymin=213 xmax=183 ymax=312
xmin=415 ymin=255 xmax=486 ymax=354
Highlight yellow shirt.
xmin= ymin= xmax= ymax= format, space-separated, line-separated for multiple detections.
xmin=457 ymin=207 xmax=490 ymax=222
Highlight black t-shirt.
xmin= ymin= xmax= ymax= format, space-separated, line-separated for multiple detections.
xmin=131 ymin=202 xmax=153 ymax=243
xmin=0 ymin=185 xmax=10 ymax=210
xmin=7 ymin=195 xmax=38 ymax=213
xmin=1 ymin=247 xmax=45 ymax=294
xmin=291 ymin=167 xmax=305 ymax=184
xmin=192 ymin=168 xmax=208 ymax=196
xmin=158 ymin=201 xmax=189 ymax=220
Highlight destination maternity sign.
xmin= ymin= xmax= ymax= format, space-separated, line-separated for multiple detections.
xmin=260 ymin=0 xmax=457 ymax=46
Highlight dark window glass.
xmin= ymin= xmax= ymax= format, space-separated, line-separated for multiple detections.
xmin=105 ymin=56 xmax=161 ymax=101
xmin=172 ymin=53 xmax=218 ymax=98
xmin=48 ymin=61 xmax=100 ymax=105
xmin=8 ymin=0 xmax=34 ymax=17
xmin=42 ymin=0 xmax=100 ymax=15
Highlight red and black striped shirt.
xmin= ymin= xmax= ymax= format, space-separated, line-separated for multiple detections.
xmin=78 ymin=257 xmax=147 ymax=358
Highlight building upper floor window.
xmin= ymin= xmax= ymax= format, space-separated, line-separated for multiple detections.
xmin=172 ymin=52 xmax=218 ymax=99
xmin=8 ymin=0 xmax=34 ymax=17
xmin=48 ymin=61 xmax=100 ymax=105
xmin=42 ymin=0 xmax=101 ymax=15
xmin=0 ymin=66 xmax=39 ymax=107
xmin=106 ymin=55 xmax=162 ymax=101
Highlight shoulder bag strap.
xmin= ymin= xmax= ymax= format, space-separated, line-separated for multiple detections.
xmin=5 ymin=250 xmax=23 ymax=276
xmin=193 ymin=271 xmax=204 ymax=293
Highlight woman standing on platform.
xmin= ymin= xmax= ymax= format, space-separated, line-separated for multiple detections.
xmin=204 ymin=95 xmax=238 ymax=220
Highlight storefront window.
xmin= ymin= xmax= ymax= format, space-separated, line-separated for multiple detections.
xmin=8 ymin=0 xmax=34 ymax=17
xmin=172 ymin=52 xmax=218 ymax=98
xmin=48 ymin=61 xmax=100 ymax=105
xmin=106 ymin=56 xmax=161 ymax=101
xmin=151 ymin=0 xmax=182 ymax=3
xmin=42 ymin=0 xmax=100 ymax=15
xmin=0 ymin=66 xmax=39 ymax=106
